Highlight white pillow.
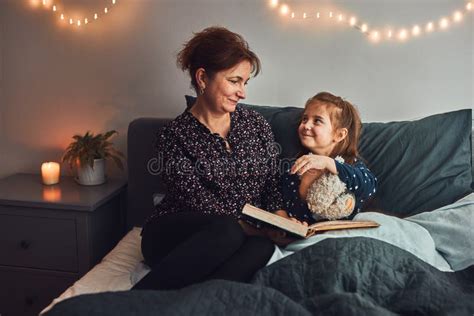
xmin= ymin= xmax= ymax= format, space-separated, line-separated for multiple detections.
xmin=407 ymin=193 xmax=474 ymax=271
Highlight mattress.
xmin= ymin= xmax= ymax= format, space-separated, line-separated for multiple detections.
xmin=40 ymin=227 xmax=148 ymax=314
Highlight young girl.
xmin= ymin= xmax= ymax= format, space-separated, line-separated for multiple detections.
xmin=276 ymin=92 xmax=377 ymax=225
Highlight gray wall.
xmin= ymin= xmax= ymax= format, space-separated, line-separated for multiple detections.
xmin=0 ymin=0 xmax=472 ymax=179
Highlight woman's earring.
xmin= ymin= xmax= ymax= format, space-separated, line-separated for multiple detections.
xmin=199 ymin=87 xmax=205 ymax=95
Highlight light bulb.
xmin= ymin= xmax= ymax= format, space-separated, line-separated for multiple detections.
xmin=371 ymin=31 xmax=380 ymax=42
xmin=303 ymin=12 xmax=307 ymax=19
xmin=338 ymin=14 xmax=343 ymax=22
xmin=270 ymin=0 xmax=278 ymax=8
xmin=453 ymin=11 xmax=462 ymax=22
xmin=426 ymin=22 xmax=434 ymax=32
xmin=398 ymin=29 xmax=408 ymax=40
xmin=85 ymin=18 xmax=88 ymax=24
xmin=329 ymin=11 xmax=333 ymax=18
xmin=104 ymin=7 xmax=108 ymax=14
xmin=467 ymin=2 xmax=472 ymax=11
xmin=94 ymin=13 xmax=98 ymax=19
xmin=316 ymin=12 xmax=320 ymax=19
xmin=291 ymin=12 xmax=295 ymax=18
xmin=60 ymin=14 xmax=64 ymax=20
xmin=112 ymin=0 xmax=116 ymax=4
xmin=387 ymin=30 xmax=393 ymax=38
xmin=361 ymin=24 xmax=368 ymax=33
xmin=439 ymin=18 xmax=449 ymax=29
xmin=52 ymin=5 xmax=56 ymax=12
xmin=412 ymin=25 xmax=420 ymax=36
xmin=349 ymin=17 xmax=357 ymax=26
xmin=280 ymin=4 xmax=289 ymax=15
xmin=77 ymin=20 xmax=81 ymax=26
xmin=69 ymin=18 xmax=73 ymax=24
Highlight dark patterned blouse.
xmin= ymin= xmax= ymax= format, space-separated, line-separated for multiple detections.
xmin=281 ymin=159 xmax=377 ymax=224
xmin=145 ymin=105 xmax=284 ymax=224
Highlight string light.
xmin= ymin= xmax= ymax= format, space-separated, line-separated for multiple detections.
xmin=34 ymin=0 xmax=118 ymax=28
xmin=398 ymin=29 xmax=408 ymax=41
xmin=426 ymin=22 xmax=434 ymax=32
xmin=268 ymin=0 xmax=473 ymax=43
xmin=412 ymin=25 xmax=421 ymax=36
xmin=280 ymin=4 xmax=289 ymax=15
xmin=439 ymin=17 xmax=449 ymax=29
xmin=453 ymin=11 xmax=463 ymax=22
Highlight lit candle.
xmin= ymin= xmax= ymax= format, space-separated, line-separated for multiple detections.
xmin=41 ymin=162 xmax=60 ymax=185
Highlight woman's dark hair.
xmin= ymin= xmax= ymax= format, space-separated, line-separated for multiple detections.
xmin=303 ymin=92 xmax=362 ymax=164
xmin=177 ymin=26 xmax=261 ymax=93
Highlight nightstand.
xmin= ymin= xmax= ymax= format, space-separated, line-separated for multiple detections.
xmin=0 ymin=173 xmax=127 ymax=316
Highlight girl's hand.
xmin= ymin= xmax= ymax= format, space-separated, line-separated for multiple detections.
xmin=274 ymin=210 xmax=290 ymax=218
xmin=291 ymin=154 xmax=333 ymax=176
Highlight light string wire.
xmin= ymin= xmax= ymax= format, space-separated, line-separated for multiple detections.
xmin=32 ymin=0 xmax=117 ymax=27
xmin=269 ymin=0 xmax=473 ymax=42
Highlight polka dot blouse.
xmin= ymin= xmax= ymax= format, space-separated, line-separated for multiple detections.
xmin=145 ymin=105 xmax=284 ymax=225
xmin=281 ymin=159 xmax=377 ymax=224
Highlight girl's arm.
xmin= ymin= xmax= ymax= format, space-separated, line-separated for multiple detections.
xmin=334 ymin=160 xmax=377 ymax=202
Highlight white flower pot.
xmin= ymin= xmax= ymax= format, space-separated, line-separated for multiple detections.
xmin=76 ymin=158 xmax=106 ymax=186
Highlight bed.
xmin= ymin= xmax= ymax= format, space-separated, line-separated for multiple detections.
xmin=43 ymin=99 xmax=474 ymax=315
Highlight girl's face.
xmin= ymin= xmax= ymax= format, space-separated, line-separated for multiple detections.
xmin=298 ymin=102 xmax=342 ymax=156
xmin=201 ymin=60 xmax=251 ymax=114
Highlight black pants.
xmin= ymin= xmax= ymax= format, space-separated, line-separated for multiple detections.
xmin=132 ymin=212 xmax=275 ymax=290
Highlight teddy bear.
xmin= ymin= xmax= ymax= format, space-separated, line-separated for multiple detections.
xmin=305 ymin=164 xmax=355 ymax=221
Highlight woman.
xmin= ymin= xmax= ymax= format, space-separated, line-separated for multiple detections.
xmin=133 ymin=26 xmax=284 ymax=290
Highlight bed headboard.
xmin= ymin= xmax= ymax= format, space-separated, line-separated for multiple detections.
xmin=126 ymin=118 xmax=171 ymax=230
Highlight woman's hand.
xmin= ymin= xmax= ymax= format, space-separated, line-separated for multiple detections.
xmin=238 ymin=220 xmax=266 ymax=237
xmin=263 ymin=228 xmax=297 ymax=247
xmin=291 ymin=154 xmax=335 ymax=176
xmin=289 ymin=217 xmax=308 ymax=226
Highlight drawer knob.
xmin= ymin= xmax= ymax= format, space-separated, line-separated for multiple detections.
xmin=20 ymin=240 xmax=31 ymax=250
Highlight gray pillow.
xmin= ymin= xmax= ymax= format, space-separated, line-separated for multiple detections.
xmin=185 ymin=96 xmax=473 ymax=216
xmin=359 ymin=109 xmax=472 ymax=216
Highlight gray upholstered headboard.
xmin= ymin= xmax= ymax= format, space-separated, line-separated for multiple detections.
xmin=126 ymin=118 xmax=171 ymax=230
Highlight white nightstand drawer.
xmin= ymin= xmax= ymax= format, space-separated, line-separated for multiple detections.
xmin=0 ymin=213 xmax=78 ymax=272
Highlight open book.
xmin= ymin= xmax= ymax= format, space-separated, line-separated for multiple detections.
xmin=242 ymin=204 xmax=379 ymax=238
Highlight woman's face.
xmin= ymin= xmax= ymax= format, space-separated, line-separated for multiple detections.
xmin=298 ymin=102 xmax=339 ymax=156
xmin=202 ymin=60 xmax=252 ymax=114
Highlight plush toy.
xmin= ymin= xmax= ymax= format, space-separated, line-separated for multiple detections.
xmin=306 ymin=165 xmax=355 ymax=221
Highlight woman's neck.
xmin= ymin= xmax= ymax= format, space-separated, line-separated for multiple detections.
xmin=190 ymin=98 xmax=231 ymax=138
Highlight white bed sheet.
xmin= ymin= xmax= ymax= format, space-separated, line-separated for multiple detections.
xmin=40 ymin=227 xmax=146 ymax=315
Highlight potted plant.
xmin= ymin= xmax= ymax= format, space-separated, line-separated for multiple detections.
xmin=62 ymin=130 xmax=125 ymax=186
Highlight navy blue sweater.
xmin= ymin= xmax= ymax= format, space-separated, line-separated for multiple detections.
xmin=280 ymin=159 xmax=377 ymax=224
